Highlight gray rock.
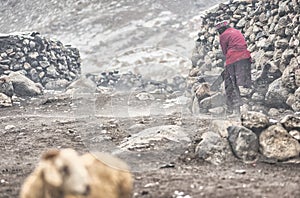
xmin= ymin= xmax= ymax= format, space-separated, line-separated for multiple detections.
xmin=273 ymin=49 xmax=283 ymax=62
xmin=23 ymin=62 xmax=31 ymax=70
xmin=259 ymin=124 xmax=300 ymax=161
xmin=289 ymin=87 xmax=300 ymax=111
xmin=128 ymin=123 xmax=146 ymax=135
xmin=289 ymin=130 xmax=300 ymax=141
xmin=191 ymin=55 xmax=202 ymax=67
xmin=256 ymin=38 xmax=267 ymax=48
xmin=281 ymin=60 xmax=299 ymax=91
xmin=120 ymin=125 xmax=190 ymax=150
xmin=241 ymin=111 xmax=270 ymax=135
xmin=0 ymin=64 xmax=9 ymax=70
xmin=268 ymin=108 xmax=281 ymax=117
xmin=251 ymin=92 xmax=265 ymax=102
xmin=280 ymin=114 xmax=300 ymax=130
xmin=29 ymin=41 xmax=36 ymax=48
xmin=265 ymin=78 xmax=290 ymax=107
xmin=44 ymin=79 xmax=70 ymax=90
xmin=28 ymin=52 xmax=39 ymax=59
xmin=29 ymin=68 xmax=39 ymax=82
xmin=12 ymin=64 xmax=22 ymax=70
xmin=67 ymin=76 xmax=97 ymax=93
xmin=274 ymin=39 xmax=289 ymax=49
xmin=0 ymin=76 xmax=14 ymax=97
xmin=135 ymin=92 xmax=155 ymax=101
xmin=227 ymin=125 xmax=259 ymax=162
xmin=211 ymin=119 xmax=240 ymax=138
xmin=208 ymin=106 xmax=225 ymax=115
xmin=195 ymin=131 xmax=231 ymax=165
xmin=278 ymin=1 xmax=288 ymax=16
xmin=199 ymin=92 xmax=225 ymax=111
xmin=236 ymin=17 xmax=247 ymax=28
xmin=39 ymin=61 xmax=50 ymax=68
xmin=8 ymin=71 xmax=42 ymax=96
xmin=0 ymin=93 xmax=12 ymax=107
xmin=46 ymin=65 xmax=59 ymax=78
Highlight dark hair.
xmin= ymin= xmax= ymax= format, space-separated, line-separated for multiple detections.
xmin=217 ymin=25 xmax=230 ymax=34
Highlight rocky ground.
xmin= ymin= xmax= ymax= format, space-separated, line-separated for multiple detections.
xmin=0 ymin=0 xmax=300 ymax=197
xmin=0 ymin=92 xmax=299 ymax=198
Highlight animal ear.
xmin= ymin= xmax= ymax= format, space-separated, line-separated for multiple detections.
xmin=42 ymin=149 xmax=59 ymax=160
xmin=41 ymin=149 xmax=62 ymax=187
xmin=43 ymin=164 xmax=63 ymax=187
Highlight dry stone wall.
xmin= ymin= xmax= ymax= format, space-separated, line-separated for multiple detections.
xmin=0 ymin=32 xmax=81 ymax=90
xmin=191 ymin=0 xmax=300 ymax=115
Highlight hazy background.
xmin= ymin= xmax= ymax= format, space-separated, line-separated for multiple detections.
xmin=0 ymin=0 xmax=227 ymax=74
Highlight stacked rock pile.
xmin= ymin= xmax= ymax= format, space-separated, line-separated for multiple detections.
xmin=196 ymin=111 xmax=300 ymax=165
xmin=236 ymin=111 xmax=300 ymax=162
xmin=87 ymin=71 xmax=187 ymax=94
xmin=190 ymin=0 xmax=300 ymax=115
xmin=0 ymin=32 xmax=81 ymax=90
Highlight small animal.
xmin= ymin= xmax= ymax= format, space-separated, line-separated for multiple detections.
xmin=195 ymin=82 xmax=211 ymax=102
xmin=20 ymin=148 xmax=133 ymax=198
xmin=20 ymin=148 xmax=91 ymax=198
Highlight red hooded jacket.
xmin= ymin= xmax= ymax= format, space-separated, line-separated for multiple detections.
xmin=219 ymin=27 xmax=251 ymax=66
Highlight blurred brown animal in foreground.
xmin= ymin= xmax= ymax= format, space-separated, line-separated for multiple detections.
xmin=20 ymin=148 xmax=133 ymax=198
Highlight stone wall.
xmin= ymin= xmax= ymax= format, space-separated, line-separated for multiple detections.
xmin=0 ymin=32 xmax=81 ymax=90
xmin=190 ymin=0 xmax=300 ymax=115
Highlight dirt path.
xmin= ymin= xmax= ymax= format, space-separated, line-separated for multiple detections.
xmin=0 ymin=95 xmax=299 ymax=198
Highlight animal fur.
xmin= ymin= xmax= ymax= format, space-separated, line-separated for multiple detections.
xmin=20 ymin=149 xmax=133 ymax=198
xmin=75 ymin=152 xmax=133 ymax=198
xmin=195 ymin=82 xmax=211 ymax=102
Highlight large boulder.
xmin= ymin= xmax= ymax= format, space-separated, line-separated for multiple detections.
xmin=199 ymin=92 xmax=225 ymax=112
xmin=195 ymin=131 xmax=231 ymax=165
xmin=259 ymin=124 xmax=300 ymax=161
xmin=119 ymin=125 xmax=190 ymax=151
xmin=227 ymin=125 xmax=259 ymax=162
xmin=8 ymin=71 xmax=42 ymax=96
xmin=265 ymin=78 xmax=290 ymax=108
xmin=241 ymin=111 xmax=270 ymax=135
xmin=210 ymin=119 xmax=240 ymax=138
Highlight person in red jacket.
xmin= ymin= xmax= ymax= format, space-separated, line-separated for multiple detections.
xmin=215 ymin=21 xmax=252 ymax=115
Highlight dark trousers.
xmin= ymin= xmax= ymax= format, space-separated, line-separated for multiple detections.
xmin=224 ymin=59 xmax=252 ymax=109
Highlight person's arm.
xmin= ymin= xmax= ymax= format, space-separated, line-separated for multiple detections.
xmin=219 ymin=34 xmax=228 ymax=56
